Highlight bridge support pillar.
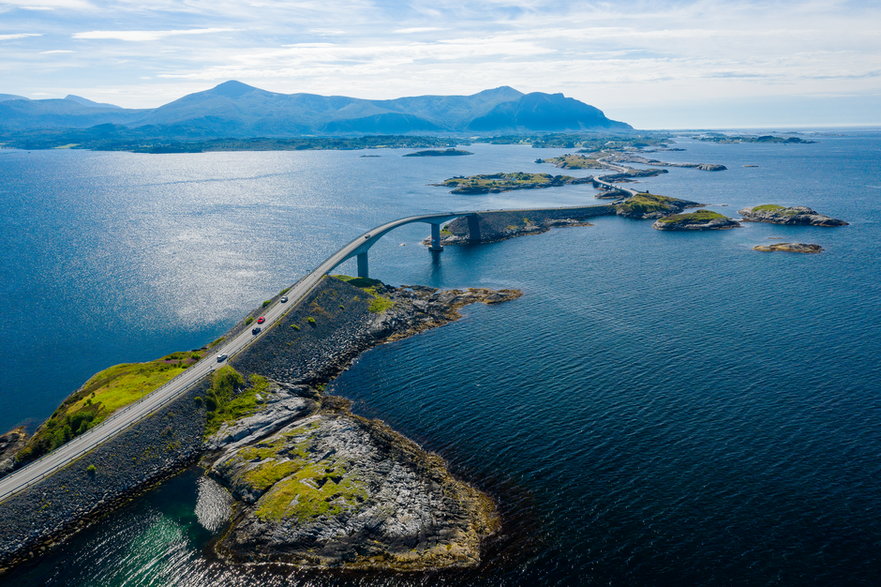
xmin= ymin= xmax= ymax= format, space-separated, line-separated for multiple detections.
xmin=429 ymin=223 xmax=444 ymax=252
xmin=466 ymin=214 xmax=481 ymax=244
xmin=357 ymin=252 xmax=369 ymax=278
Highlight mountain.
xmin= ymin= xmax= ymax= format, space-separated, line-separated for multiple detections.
xmin=0 ymin=81 xmax=632 ymax=138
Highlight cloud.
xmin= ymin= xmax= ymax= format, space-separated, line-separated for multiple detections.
xmin=0 ymin=33 xmax=41 ymax=40
xmin=40 ymin=49 xmax=74 ymax=53
xmin=73 ymin=28 xmax=235 ymax=42
xmin=0 ymin=0 xmax=93 ymax=9
xmin=393 ymin=27 xmax=443 ymax=34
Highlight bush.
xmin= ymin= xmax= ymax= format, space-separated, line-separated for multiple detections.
xmin=262 ymin=300 xmax=271 ymax=308
xmin=306 ymin=316 xmax=316 ymax=325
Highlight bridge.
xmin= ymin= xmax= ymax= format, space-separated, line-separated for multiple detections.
xmin=0 ymin=199 xmax=619 ymax=503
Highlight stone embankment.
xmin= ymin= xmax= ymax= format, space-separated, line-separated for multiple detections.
xmin=738 ymin=205 xmax=848 ymax=226
xmin=0 ymin=382 xmax=208 ymax=573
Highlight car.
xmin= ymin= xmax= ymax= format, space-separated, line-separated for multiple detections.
xmin=216 ymin=353 xmax=228 ymax=362
xmin=251 ymin=327 xmax=262 ymax=335
xmin=280 ymin=296 xmax=288 ymax=303
xmin=257 ymin=316 xmax=266 ymax=324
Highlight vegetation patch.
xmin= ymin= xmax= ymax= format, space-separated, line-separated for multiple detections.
xmin=18 ymin=349 xmax=204 ymax=462
xmin=539 ymin=154 xmax=606 ymax=169
xmin=657 ymin=210 xmax=727 ymax=224
xmin=751 ymin=204 xmax=786 ymax=212
xmin=254 ymin=461 xmax=367 ymax=522
xmin=332 ymin=275 xmax=395 ymax=313
xmin=615 ymin=192 xmax=678 ymax=215
xmin=203 ymin=368 xmax=267 ymax=436
xmin=437 ymin=172 xmax=591 ymax=194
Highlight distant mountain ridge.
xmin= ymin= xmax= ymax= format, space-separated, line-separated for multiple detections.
xmin=0 ymin=81 xmax=631 ymax=138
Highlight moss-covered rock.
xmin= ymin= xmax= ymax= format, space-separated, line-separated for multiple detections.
xmin=614 ymin=192 xmax=701 ymax=219
xmin=652 ymin=209 xmax=741 ymax=230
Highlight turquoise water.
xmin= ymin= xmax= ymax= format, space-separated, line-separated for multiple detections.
xmin=2 ymin=133 xmax=881 ymax=584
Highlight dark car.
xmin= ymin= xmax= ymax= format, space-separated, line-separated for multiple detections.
xmin=257 ymin=316 xmax=266 ymax=324
xmin=251 ymin=327 xmax=261 ymax=335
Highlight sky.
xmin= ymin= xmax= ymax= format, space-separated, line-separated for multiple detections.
xmin=1 ymin=0 xmax=880 ymax=129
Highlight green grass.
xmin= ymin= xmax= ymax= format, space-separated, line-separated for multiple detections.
xmin=254 ymin=461 xmax=367 ymax=522
xmin=658 ymin=209 xmax=727 ymax=223
xmin=203 ymin=369 xmax=267 ymax=436
xmin=333 ymin=275 xmax=395 ymax=314
xmin=751 ymin=204 xmax=786 ymax=212
xmin=542 ymin=154 xmax=604 ymax=169
xmin=367 ymin=296 xmax=394 ymax=313
xmin=616 ymin=193 xmax=678 ymax=215
xmin=18 ymin=350 xmax=204 ymax=462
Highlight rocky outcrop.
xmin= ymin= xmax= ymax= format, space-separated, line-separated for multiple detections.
xmin=652 ymin=210 xmax=741 ymax=230
xmin=613 ymin=154 xmax=727 ymax=171
xmin=613 ymin=192 xmax=701 ymax=219
xmin=201 ymin=278 xmax=520 ymax=570
xmin=738 ymin=205 xmax=848 ymax=226
xmin=753 ymin=242 xmax=823 ymax=253
xmin=209 ymin=395 xmax=498 ymax=570
xmin=0 ymin=428 xmax=27 ymax=476
xmin=438 ymin=172 xmax=593 ymax=194
xmin=432 ymin=206 xmax=615 ymax=246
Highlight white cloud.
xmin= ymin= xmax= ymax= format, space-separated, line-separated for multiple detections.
xmin=394 ymin=27 xmax=443 ymax=34
xmin=0 ymin=0 xmax=93 ymax=9
xmin=0 ymin=33 xmax=41 ymax=40
xmin=40 ymin=49 xmax=74 ymax=53
xmin=73 ymin=28 xmax=235 ymax=42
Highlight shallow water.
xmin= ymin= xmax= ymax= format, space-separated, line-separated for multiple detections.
xmin=3 ymin=132 xmax=881 ymax=584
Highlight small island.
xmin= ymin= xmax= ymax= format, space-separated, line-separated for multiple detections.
xmin=437 ymin=172 xmax=593 ymax=194
xmin=614 ymin=192 xmax=702 ymax=219
xmin=753 ymin=242 xmax=824 ymax=253
xmin=738 ymin=204 xmax=848 ymax=226
xmin=696 ymin=135 xmax=816 ymax=144
xmin=404 ymin=148 xmax=473 ymax=157
xmin=652 ymin=210 xmax=741 ymax=231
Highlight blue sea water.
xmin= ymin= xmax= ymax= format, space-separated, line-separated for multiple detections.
xmin=2 ymin=132 xmax=881 ymax=585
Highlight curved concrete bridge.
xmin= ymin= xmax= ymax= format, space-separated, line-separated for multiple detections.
xmin=0 ymin=202 xmax=615 ymax=503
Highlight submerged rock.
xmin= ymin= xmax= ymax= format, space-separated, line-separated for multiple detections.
xmin=738 ymin=205 xmax=847 ymax=226
xmin=753 ymin=242 xmax=823 ymax=253
xmin=652 ymin=210 xmax=740 ymax=230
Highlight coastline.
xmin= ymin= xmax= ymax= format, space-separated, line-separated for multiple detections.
xmin=0 ymin=277 xmax=520 ymax=574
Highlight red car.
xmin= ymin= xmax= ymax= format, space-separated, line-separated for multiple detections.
xmin=256 ymin=316 xmax=266 ymax=324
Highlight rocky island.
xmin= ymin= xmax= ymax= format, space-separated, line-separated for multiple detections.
xmin=404 ymin=148 xmax=473 ymax=157
xmin=437 ymin=172 xmax=593 ymax=194
xmin=613 ymin=192 xmax=702 ymax=219
xmin=738 ymin=205 xmax=848 ymax=226
xmin=652 ymin=210 xmax=741 ymax=231
xmin=753 ymin=242 xmax=824 ymax=253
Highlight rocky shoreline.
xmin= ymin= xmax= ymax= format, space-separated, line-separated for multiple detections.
xmin=0 ymin=277 xmax=520 ymax=575
xmin=738 ymin=205 xmax=848 ymax=226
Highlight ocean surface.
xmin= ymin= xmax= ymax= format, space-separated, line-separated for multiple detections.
xmin=2 ymin=132 xmax=880 ymax=585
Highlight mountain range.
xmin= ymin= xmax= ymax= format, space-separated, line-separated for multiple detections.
xmin=0 ymin=81 xmax=631 ymax=140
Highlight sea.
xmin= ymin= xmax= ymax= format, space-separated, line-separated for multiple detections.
xmin=1 ymin=131 xmax=880 ymax=585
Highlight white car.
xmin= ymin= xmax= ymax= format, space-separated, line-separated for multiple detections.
xmin=216 ymin=353 xmax=228 ymax=362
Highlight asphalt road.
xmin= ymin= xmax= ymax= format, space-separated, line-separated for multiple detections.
xmin=0 ymin=204 xmax=616 ymax=503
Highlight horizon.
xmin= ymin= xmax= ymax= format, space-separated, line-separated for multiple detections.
xmin=4 ymin=79 xmax=881 ymax=132
xmin=1 ymin=0 xmax=879 ymax=129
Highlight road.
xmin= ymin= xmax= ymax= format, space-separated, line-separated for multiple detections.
xmin=0 ymin=204 xmax=622 ymax=503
